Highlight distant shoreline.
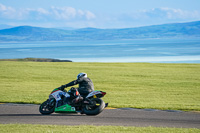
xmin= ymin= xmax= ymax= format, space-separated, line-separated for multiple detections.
xmin=1 ymin=57 xmax=200 ymax=64
xmin=0 ymin=58 xmax=72 ymax=62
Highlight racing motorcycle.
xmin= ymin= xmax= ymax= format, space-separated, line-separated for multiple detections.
xmin=39 ymin=88 xmax=108 ymax=115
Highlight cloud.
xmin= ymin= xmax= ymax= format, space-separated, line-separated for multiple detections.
xmin=114 ymin=7 xmax=200 ymax=28
xmin=119 ymin=7 xmax=200 ymax=22
xmin=0 ymin=3 xmax=6 ymax=10
xmin=50 ymin=6 xmax=76 ymax=20
xmin=50 ymin=6 xmax=95 ymax=20
xmin=0 ymin=3 xmax=17 ymax=19
xmin=0 ymin=3 xmax=96 ymax=22
xmin=1 ymin=3 xmax=200 ymax=28
xmin=85 ymin=11 xmax=96 ymax=20
xmin=141 ymin=7 xmax=200 ymax=20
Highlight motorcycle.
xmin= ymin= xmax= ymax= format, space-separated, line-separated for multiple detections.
xmin=39 ymin=88 xmax=108 ymax=115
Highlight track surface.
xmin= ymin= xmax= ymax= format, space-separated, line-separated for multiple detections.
xmin=0 ymin=103 xmax=200 ymax=128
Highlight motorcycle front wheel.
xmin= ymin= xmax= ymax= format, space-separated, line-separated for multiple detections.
xmin=83 ymin=98 xmax=105 ymax=115
xmin=39 ymin=99 xmax=55 ymax=115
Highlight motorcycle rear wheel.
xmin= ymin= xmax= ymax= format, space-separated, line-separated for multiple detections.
xmin=83 ymin=98 xmax=105 ymax=115
xmin=39 ymin=99 xmax=55 ymax=115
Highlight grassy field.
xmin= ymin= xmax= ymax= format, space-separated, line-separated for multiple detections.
xmin=0 ymin=61 xmax=200 ymax=111
xmin=0 ymin=124 xmax=199 ymax=133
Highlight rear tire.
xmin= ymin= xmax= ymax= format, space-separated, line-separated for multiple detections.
xmin=83 ymin=98 xmax=105 ymax=115
xmin=39 ymin=99 xmax=55 ymax=115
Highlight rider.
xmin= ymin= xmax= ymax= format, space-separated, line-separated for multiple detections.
xmin=58 ymin=73 xmax=94 ymax=104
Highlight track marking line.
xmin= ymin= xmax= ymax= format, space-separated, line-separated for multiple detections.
xmin=105 ymin=107 xmax=117 ymax=109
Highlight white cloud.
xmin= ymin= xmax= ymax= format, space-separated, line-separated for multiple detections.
xmin=141 ymin=7 xmax=200 ymax=20
xmin=0 ymin=3 xmax=96 ymax=22
xmin=0 ymin=3 xmax=6 ymax=10
xmin=85 ymin=11 xmax=96 ymax=20
xmin=113 ymin=7 xmax=200 ymax=28
xmin=0 ymin=3 xmax=17 ymax=19
xmin=50 ymin=6 xmax=77 ymax=20
xmin=37 ymin=8 xmax=49 ymax=15
xmin=50 ymin=6 xmax=96 ymax=20
xmin=0 ymin=2 xmax=200 ymax=28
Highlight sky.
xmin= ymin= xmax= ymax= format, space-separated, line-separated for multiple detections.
xmin=0 ymin=0 xmax=200 ymax=29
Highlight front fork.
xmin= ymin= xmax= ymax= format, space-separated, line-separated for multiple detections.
xmin=48 ymin=98 xmax=56 ymax=107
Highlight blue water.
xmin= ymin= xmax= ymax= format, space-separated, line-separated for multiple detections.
xmin=0 ymin=39 xmax=200 ymax=63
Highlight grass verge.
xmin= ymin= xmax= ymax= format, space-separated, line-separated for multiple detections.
xmin=0 ymin=61 xmax=200 ymax=111
xmin=0 ymin=124 xmax=199 ymax=133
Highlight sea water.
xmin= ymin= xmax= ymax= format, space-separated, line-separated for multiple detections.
xmin=0 ymin=38 xmax=200 ymax=63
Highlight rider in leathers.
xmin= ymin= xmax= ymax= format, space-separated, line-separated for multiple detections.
xmin=58 ymin=73 xmax=94 ymax=103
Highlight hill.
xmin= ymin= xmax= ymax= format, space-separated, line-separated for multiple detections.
xmin=0 ymin=21 xmax=200 ymax=41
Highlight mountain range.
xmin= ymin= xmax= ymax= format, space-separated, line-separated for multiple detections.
xmin=0 ymin=21 xmax=200 ymax=42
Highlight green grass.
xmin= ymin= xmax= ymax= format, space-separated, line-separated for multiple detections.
xmin=0 ymin=61 xmax=200 ymax=111
xmin=0 ymin=124 xmax=199 ymax=133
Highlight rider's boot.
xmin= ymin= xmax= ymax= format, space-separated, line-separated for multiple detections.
xmin=72 ymin=95 xmax=83 ymax=104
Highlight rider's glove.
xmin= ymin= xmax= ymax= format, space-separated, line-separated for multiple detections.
xmin=59 ymin=85 xmax=66 ymax=90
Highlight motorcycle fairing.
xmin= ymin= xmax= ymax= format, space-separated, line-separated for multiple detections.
xmin=48 ymin=89 xmax=106 ymax=113
xmin=50 ymin=90 xmax=70 ymax=101
xmin=55 ymin=104 xmax=76 ymax=113
xmin=50 ymin=89 xmax=76 ymax=112
xmin=86 ymin=91 xmax=106 ymax=98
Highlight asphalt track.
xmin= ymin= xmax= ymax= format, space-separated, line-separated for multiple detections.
xmin=0 ymin=103 xmax=200 ymax=128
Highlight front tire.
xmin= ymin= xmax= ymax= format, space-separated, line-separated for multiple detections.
xmin=39 ymin=99 xmax=55 ymax=115
xmin=83 ymin=98 xmax=105 ymax=115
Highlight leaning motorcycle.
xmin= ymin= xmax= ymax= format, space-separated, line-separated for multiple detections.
xmin=39 ymin=88 xmax=108 ymax=115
